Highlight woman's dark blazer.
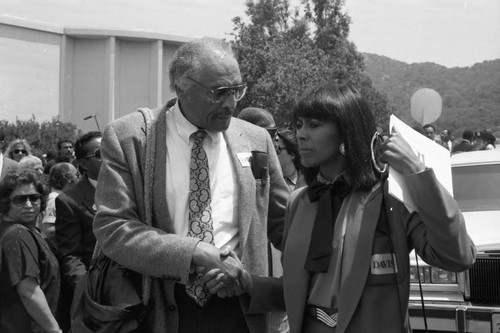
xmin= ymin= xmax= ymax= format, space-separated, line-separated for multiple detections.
xmin=249 ymin=169 xmax=476 ymax=333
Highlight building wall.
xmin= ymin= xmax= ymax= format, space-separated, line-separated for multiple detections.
xmin=0 ymin=21 xmax=60 ymax=123
xmin=1 ymin=17 xmax=189 ymax=133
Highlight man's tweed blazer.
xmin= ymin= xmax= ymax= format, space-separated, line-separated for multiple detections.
xmin=94 ymin=100 xmax=289 ymax=333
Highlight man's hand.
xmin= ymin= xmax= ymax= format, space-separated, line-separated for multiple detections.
xmin=201 ymin=248 xmax=253 ymax=297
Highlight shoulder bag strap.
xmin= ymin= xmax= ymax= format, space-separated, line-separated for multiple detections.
xmin=137 ymin=107 xmax=156 ymax=306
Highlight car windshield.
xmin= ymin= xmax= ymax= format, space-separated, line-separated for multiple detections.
xmin=452 ymin=164 xmax=500 ymax=212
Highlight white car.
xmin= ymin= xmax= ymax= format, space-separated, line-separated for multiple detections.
xmin=409 ymin=150 xmax=500 ymax=333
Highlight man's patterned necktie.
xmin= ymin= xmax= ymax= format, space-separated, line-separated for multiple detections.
xmin=185 ymin=130 xmax=214 ymax=306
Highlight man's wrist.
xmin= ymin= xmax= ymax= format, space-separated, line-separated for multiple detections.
xmin=192 ymin=241 xmax=220 ymax=268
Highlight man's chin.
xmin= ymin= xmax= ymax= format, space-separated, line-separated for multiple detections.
xmin=211 ymin=116 xmax=232 ymax=132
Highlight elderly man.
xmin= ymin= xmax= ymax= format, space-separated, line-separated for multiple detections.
xmin=93 ymin=38 xmax=289 ymax=333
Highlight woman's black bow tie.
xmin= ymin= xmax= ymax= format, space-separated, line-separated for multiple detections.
xmin=307 ymin=177 xmax=350 ymax=202
xmin=305 ymin=176 xmax=350 ymax=273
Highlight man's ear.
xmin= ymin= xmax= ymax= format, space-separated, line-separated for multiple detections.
xmin=77 ymin=159 xmax=87 ymax=173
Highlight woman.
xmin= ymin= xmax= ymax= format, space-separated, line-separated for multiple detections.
xmin=19 ymin=155 xmax=45 ymax=174
xmin=275 ymin=129 xmax=306 ymax=191
xmin=0 ymin=170 xmax=62 ymax=333
xmin=41 ymin=162 xmax=79 ymax=246
xmin=5 ymin=138 xmax=33 ymax=162
xmin=206 ymin=82 xmax=475 ymax=333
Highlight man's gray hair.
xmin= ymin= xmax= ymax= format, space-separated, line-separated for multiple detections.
xmin=168 ymin=37 xmax=236 ymax=91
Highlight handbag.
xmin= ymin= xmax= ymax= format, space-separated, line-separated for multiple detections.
xmin=71 ymin=107 xmax=156 ymax=333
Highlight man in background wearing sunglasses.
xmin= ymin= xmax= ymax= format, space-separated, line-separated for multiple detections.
xmin=55 ymin=131 xmax=102 ymax=313
xmin=93 ymin=38 xmax=290 ymax=333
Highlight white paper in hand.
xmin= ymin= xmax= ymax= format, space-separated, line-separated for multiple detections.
xmin=388 ymin=115 xmax=453 ymax=212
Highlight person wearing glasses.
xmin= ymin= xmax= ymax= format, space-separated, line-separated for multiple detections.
xmin=0 ymin=170 xmax=62 ymax=333
xmin=5 ymin=138 xmax=33 ymax=162
xmin=238 ymin=107 xmax=279 ymax=139
xmin=275 ymin=129 xmax=306 ymax=191
xmin=93 ymin=37 xmax=289 ymax=333
xmin=55 ymin=132 xmax=101 ymax=300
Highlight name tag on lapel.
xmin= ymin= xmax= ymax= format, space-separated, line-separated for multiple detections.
xmin=371 ymin=253 xmax=398 ymax=275
xmin=237 ymin=152 xmax=252 ymax=167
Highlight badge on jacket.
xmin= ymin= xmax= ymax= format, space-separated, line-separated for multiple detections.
xmin=237 ymin=152 xmax=252 ymax=167
xmin=371 ymin=253 xmax=398 ymax=274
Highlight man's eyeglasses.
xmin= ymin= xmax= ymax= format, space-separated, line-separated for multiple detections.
xmin=11 ymin=193 xmax=42 ymax=207
xmin=267 ymin=128 xmax=278 ymax=140
xmin=275 ymin=146 xmax=288 ymax=155
xmin=187 ymin=77 xmax=247 ymax=104
xmin=81 ymin=148 xmax=101 ymax=160
xmin=13 ymin=149 xmax=27 ymax=154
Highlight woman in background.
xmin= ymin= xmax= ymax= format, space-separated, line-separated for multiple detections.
xmin=5 ymin=138 xmax=33 ymax=162
xmin=41 ymin=162 xmax=79 ymax=246
xmin=19 ymin=155 xmax=45 ymax=174
xmin=0 ymin=170 xmax=62 ymax=333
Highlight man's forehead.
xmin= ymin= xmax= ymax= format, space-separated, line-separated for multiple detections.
xmin=198 ymin=58 xmax=241 ymax=84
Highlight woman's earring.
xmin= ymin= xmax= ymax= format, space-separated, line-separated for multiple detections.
xmin=339 ymin=143 xmax=345 ymax=156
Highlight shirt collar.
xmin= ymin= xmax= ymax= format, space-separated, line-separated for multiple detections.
xmin=171 ymin=102 xmax=221 ymax=146
xmin=88 ymin=176 xmax=98 ymax=188
xmin=317 ymin=170 xmax=351 ymax=188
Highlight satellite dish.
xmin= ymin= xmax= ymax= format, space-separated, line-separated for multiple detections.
xmin=410 ymin=88 xmax=442 ymax=124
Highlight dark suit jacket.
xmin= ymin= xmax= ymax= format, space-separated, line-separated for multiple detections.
xmin=93 ymin=101 xmax=290 ymax=333
xmin=55 ymin=175 xmax=97 ymax=290
xmin=250 ymin=170 xmax=476 ymax=333
xmin=0 ymin=156 xmax=18 ymax=180
xmin=452 ymin=139 xmax=474 ymax=153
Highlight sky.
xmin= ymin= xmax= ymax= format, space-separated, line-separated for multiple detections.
xmin=1 ymin=0 xmax=499 ymax=68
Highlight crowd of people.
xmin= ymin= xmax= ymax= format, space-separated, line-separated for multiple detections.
xmin=0 ymin=132 xmax=102 ymax=332
xmin=417 ymin=123 xmax=497 ymax=153
xmin=0 ymin=37 xmax=478 ymax=333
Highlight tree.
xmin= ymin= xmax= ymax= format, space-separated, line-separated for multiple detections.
xmin=231 ymin=0 xmax=393 ymax=128
xmin=0 ymin=116 xmax=80 ymax=157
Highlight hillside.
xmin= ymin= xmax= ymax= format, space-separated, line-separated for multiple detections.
xmin=362 ymin=53 xmax=500 ymax=139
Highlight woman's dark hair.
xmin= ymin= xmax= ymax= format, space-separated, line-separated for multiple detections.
xmin=0 ymin=170 xmax=50 ymax=215
xmin=276 ymin=129 xmax=302 ymax=171
xmin=293 ymin=81 xmax=379 ymax=190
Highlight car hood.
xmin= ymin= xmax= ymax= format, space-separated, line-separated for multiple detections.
xmin=463 ymin=210 xmax=500 ymax=253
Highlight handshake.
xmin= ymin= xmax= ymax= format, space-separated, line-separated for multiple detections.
xmin=191 ymin=242 xmax=254 ymax=298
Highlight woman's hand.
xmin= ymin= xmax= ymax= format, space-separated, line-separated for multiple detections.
xmin=201 ymin=248 xmax=253 ymax=297
xmin=378 ymin=126 xmax=426 ymax=175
